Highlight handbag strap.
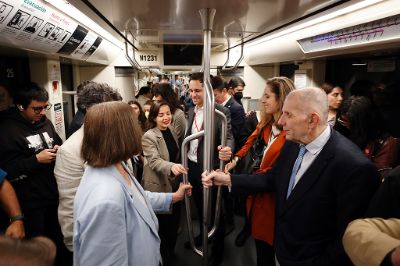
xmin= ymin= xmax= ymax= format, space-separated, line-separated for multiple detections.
xmin=253 ymin=126 xmax=266 ymax=155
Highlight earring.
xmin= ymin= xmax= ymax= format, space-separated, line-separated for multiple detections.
xmin=18 ymin=105 xmax=24 ymax=111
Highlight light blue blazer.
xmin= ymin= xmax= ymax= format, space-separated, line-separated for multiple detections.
xmin=73 ymin=163 xmax=172 ymax=266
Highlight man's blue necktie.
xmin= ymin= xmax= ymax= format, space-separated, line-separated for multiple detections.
xmin=287 ymin=145 xmax=307 ymax=199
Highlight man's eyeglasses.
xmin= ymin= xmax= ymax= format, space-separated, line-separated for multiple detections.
xmin=31 ymin=104 xmax=52 ymax=114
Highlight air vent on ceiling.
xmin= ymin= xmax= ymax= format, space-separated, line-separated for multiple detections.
xmin=115 ymin=67 xmax=136 ymax=77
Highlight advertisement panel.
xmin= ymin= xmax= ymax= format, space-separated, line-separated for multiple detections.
xmin=0 ymin=0 xmax=102 ymax=60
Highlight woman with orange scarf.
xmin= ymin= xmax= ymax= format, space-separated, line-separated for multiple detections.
xmin=226 ymin=77 xmax=296 ymax=266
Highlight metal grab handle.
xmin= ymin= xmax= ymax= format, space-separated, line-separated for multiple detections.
xmin=124 ymin=31 xmax=142 ymax=70
xmin=221 ymin=21 xmax=244 ymax=71
xmin=182 ymin=130 xmax=205 ymax=256
xmin=207 ymin=109 xmax=228 ymax=238
xmin=181 ymin=110 xmax=228 ymax=258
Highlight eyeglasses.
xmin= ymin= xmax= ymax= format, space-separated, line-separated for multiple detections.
xmin=31 ymin=104 xmax=52 ymax=114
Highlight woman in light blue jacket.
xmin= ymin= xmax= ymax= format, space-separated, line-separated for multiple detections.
xmin=73 ymin=101 xmax=191 ymax=266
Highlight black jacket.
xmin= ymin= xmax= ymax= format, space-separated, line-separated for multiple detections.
xmin=0 ymin=108 xmax=62 ymax=210
xmin=232 ymin=129 xmax=380 ymax=266
xmin=67 ymin=109 xmax=85 ymax=138
xmin=366 ymin=165 xmax=400 ymax=218
xmin=224 ymin=97 xmax=245 ymax=147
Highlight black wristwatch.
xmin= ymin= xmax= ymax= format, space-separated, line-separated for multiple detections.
xmin=9 ymin=213 xmax=24 ymax=223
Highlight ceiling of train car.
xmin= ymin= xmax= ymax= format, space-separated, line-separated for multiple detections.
xmin=79 ymin=0 xmax=345 ymax=50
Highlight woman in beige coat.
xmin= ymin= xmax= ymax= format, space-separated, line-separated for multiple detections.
xmin=141 ymin=101 xmax=187 ymax=266
xmin=152 ymin=83 xmax=186 ymax=144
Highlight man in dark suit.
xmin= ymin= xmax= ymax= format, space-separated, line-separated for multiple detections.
xmin=211 ymin=75 xmax=245 ymax=146
xmin=203 ymin=87 xmax=380 ymax=266
xmin=186 ymin=72 xmax=234 ymax=266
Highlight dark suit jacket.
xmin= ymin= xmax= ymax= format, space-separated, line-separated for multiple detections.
xmin=231 ymin=129 xmax=380 ymax=266
xmin=224 ymin=96 xmax=245 ymax=148
xmin=366 ymin=165 xmax=400 ymax=219
xmin=68 ymin=109 xmax=85 ymax=138
xmin=186 ymin=104 xmax=234 ymax=170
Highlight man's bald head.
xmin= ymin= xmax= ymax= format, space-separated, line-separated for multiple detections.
xmin=279 ymin=87 xmax=329 ymax=144
xmin=287 ymin=87 xmax=329 ymax=126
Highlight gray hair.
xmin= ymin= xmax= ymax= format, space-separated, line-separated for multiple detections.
xmin=288 ymin=87 xmax=328 ymax=124
xmin=77 ymin=82 xmax=122 ymax=112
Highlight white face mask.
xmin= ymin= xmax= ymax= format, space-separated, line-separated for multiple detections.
xmin=144 ymin=111 xmax=149 ymax=118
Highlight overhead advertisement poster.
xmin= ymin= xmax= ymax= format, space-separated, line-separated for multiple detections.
xmin=82 ymin=36 xmax=102 ymax=59
xmin=0 ymin=0 xmax=101 ymax=60
xmin=57 ymin=24 xmax=88 ymax=55
xmin=67 ymin=29 xmax=96 ymax=58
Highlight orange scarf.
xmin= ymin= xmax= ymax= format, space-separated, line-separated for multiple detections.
xmin=236 ymin=125 xmax=286 ymax=244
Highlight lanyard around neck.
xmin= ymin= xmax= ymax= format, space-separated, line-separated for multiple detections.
xmin=193 ymin=110 xmax=203 ymax=132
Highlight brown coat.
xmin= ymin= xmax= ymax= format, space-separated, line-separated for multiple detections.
xmin=141 ymin=127 xmax=180 ymax=193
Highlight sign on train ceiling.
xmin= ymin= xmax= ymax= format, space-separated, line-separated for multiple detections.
xmin=0 ymin=0 xmax=102 ymax=60
xmin=297 ymin=14 xmax=400 ymax=53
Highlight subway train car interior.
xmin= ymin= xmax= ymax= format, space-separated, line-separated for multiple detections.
xmin=1 ymin=0 xmax=400 ymax=265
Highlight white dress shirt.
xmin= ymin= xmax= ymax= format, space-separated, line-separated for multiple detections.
xmin=261 ymin=125 xmax=281 ymax=162
xmin=188 ymin=106 xmax=203 ymax=163
xmin=221 ymin=95 xmax=231 ymax=107
xmin=293 ymin=126 xmax=331 ymax=186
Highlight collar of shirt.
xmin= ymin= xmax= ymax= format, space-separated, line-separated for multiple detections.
xmin=305 ymin=126 xmax=331 ymax=155
xmin=194 ymin=105 xmax=204 ymax=114
xmin=188 ymin=106 xmax=204 ymax=163
xmin=293 ymin=126 xmax=331 ymax=186
xmin=271 ymin=124 xmax=281 ymax=138
xmin=222 ymin=95 xmax=231 ymax=107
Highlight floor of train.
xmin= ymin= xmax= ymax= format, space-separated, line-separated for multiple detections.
xmin=173 ymin=214 xmax=256 ymax=266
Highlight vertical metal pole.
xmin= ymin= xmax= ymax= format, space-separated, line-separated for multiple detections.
xmin=208 ymin=109 xmax=227 ymax=237
xmin=199 ymin=8 xmax=216 ymax=266
xmin=182 ymin=131 xmax=205 ymax=257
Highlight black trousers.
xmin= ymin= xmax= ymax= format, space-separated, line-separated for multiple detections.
xmin=157 ymin=202 xmax=181 ymax=266
xmin=24 ymin=206 xmax=72 ymax=266
xmin=254 ymin=239 xmax=276 ymax=266
xmin=188 ymin=161 xmax=225 ymax=264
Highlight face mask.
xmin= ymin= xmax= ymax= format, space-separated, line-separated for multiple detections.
xmin=144 ymin=111 xmax=149 ymax=118
xmin=234 ymin=92 xmax=243 ymax=102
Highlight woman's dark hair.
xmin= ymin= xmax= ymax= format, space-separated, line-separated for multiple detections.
xmin=338 ymin=96 xmax=385 ymax=149
xmin=14 ymin=82 xmax=49 ymax=108
xmin=320 ymin=82 xmax=334 ymax=94
xmin=145 ymin=101 xmax=171 ymax=130
xmin=128 ymin=100 xmax=147 ymax=130
xmin=135 ymin=86 xmax=151 ymax=98
xmin=152 ymin=83 xmax=182 ymax=112
xmin=81 ymin=101 xmax=142 ymax=167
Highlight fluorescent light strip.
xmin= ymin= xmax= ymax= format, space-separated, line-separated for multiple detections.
xmin=247 ymin=0 xmax=383 ymax=47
